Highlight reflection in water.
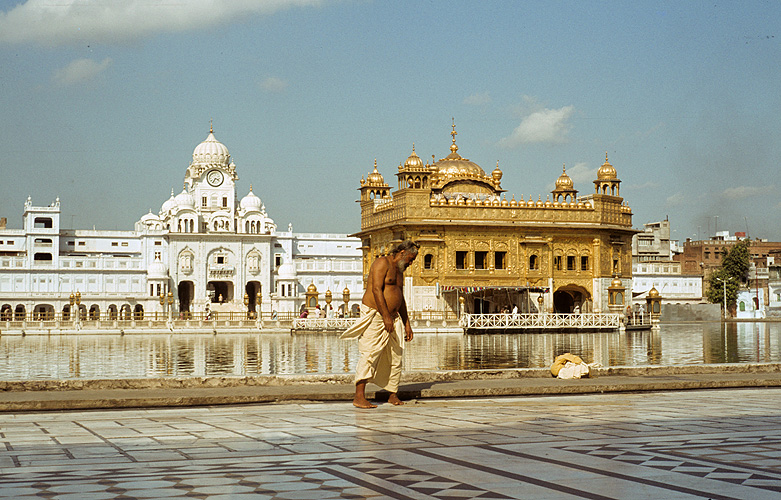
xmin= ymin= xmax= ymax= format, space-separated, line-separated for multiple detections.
xmin=1 ymin=322 xmax=779 ymax=380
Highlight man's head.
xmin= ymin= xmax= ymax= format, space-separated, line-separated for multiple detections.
xmin=390 ymin=240 xmax=419 ymax=271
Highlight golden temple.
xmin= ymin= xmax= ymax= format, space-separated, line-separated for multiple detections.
xmin=354 ymin=122 xmax=636 ymax=315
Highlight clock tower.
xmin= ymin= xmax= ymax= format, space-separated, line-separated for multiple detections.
xmin=185 ymin=126 xmax=239 ymax=232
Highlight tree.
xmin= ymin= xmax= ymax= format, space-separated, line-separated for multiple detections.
xmin=707 ymin=240 xmax=749 ymax=312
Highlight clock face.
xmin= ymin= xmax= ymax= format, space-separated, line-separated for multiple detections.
xmin=206 ymin=170 xmax=224 ymax=187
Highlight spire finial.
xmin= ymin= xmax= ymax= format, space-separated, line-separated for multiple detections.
xmin=605 ymin=152 xmax=609 ymax=162
xmin=373 ymin=158 xmax=378 ymax=172
xmin=450 ymin=117 xmax=458 ymax=153
xmin=249 ymin=184 xmax=253 ymax=192
xmin=210 ymin=119 xmax=214 ymax=134
xmin=563 ymin=163 xmax=566 ymax=173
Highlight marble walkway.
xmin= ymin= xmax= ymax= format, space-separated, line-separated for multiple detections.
xmin=1 ymin=388 xmax=780 ymax=499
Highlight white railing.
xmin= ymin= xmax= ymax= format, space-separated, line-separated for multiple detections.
xmin=459 ymin=313 xmax=620 ymax=330
xmin=292 ymin=317 xmax=358 ymax=330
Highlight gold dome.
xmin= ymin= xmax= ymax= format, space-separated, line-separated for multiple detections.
xmin=610 ymin=276 xmax=624 ymax=288
xmin=404 ymin=144 xmax=424 ymax=169
xmin=434 ymin=121 xmax=486 ymax=177
xmin=598 ymin=153 xmax=617 ymax=180
xmin=366 ymin=159 xmax=386 ymax=186
xmin=555 ymin=164 xmax=574 ymax=189
xmin=648 ymin=286 xmax=660 ymax=298
xmin=492 ymin=161 xmax=503 ymax=182
xmin=307 ymin=283 xmax=317 ymax=293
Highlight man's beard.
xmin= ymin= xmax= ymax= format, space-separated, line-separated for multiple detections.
xmin=397 ymin=260 xmax=409 ymax=272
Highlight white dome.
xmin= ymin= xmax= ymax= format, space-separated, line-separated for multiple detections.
xmin=277 ymin=260 xmax=296 ymax=279
xmin=192 ymin=130 xmax=230 ymax=166
xmin=174 ymin=188 xmax=195 ymax=209
xmin=147 ymin=259 xmax=168 ymax=279
xmin=161 ymin=189 xmax=177 ymax=213
xmin=140 ymin=211 xmax=161 ymax=223
xmin=240 ymin=187 xmax=262 ymax=211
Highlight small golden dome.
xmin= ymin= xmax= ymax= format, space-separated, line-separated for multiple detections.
xmin=307 ymin=283 xmax=317 ymax=293
xmin=404 ymin=144 xmax=424 ymax=169
xmin=648 ymin=286 xmax=660 ymax=298
xmin=555 ymin=164 xmax=574 ymax=189
xmin=492 ymin=161 xmax=503 ymax=182
xmin=611 ymin=276 xmax=623 ymax=288
xmin=597 ymin=152 xmax=617 ymax=180
xmin=366 ymin=159 xmax=386 ymax=185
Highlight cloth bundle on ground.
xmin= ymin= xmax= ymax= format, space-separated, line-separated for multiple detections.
xmin=550 ymin=353 xmax=593 ymax=379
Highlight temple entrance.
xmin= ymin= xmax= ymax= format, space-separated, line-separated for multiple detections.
xmin=207 ymin=281 xmax=234 ymax=303
xmin=178 ymin=281 xmax=194 ymax=312
xmin=553 ymin=285 xmax=591 ymax=313
xmin=245 ymin=281 xmax=261 ymax=317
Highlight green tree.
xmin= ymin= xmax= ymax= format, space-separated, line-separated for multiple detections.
xmin=707 ymin=240 xmax=749 ymax=311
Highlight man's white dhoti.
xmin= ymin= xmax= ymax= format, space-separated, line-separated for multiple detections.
xmin=340 ymin=304 xmax=403 ymax=392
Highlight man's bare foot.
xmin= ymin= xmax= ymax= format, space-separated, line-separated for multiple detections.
xmin=388 ymin=394 xmax=405 ymax=406
xmin=353 ymin=397 xmax=377 ymax=409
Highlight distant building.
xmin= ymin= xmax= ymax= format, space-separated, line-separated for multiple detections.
xmin=353 ymin=122 xmax=637 ymax=315
xmin=631 ymin=219 xmax=703 ymax=304
xmin=0 ymin=129 xmax=363 ymax=321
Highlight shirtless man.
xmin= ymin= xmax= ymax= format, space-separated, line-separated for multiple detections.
xmin=341 ymin=240 xmax=418 ymax=409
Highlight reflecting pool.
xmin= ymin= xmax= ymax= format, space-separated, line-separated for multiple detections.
xmin=0 ymin=322 xmax=779 ymax=380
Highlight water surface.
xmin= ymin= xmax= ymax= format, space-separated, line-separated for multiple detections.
xmin=0 ymin=322 xmax=778 ymax=380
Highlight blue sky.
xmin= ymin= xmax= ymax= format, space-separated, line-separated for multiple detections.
xmin=1 ymin=0 xmax=779 ymax=242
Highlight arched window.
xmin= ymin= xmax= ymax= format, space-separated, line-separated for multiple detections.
xmin=529 ymin=255 xmax=539 ymax=270
xmin=424 ymin=254 xmax=434 ymax=270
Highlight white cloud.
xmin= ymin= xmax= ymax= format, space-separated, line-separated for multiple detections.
xmin=260 ymin=76 xmax=289 ymax=93
xmin=564 ymin=162 xmax=595 ymax=187
xmin=721 ymin=185 xmax=775 ymax=200
xmin=498 ymin=105 xmax=575 ymax=148
xmin=0 ymin=0 xmax=322 ymax=46
xmin=53 ymin=57 xmax=112 ymax=85
xmin=463 ymin=92 xmax=491 ymax=106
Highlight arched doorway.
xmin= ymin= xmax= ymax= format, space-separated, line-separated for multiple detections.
xmin=14 ymin=304 xmax=26 ymax=321
xmin=178 ymin=281 xmax=194 ymax=313
xmin=89 ymin=305 xmax=100 ymax=320
xmin=107 ymin=304 xmax=118 ymax=320
xmin=120 ymin=304 xmax=132 ymax=320
xmin=246 ymin=281 xmax=261 ymax=316
xmin=78 ymin=304 xmax=87 ymax=320
xmin=1 ymin=304 xmax=11 ymax=321
xmin=133 ymin=304 xmax=144 ymax=320
xmin=207 ymin=281 xmax=234 ymax=303
xmin=33 ymin=304 xmax=54 ymax=320
xmin=553 ymin=285 xmax=591 ymax=313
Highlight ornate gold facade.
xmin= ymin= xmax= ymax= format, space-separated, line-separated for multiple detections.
xmin=353 ymin=123 xmax=636 ymax=314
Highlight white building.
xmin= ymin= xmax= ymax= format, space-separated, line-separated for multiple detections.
xmin=632 ymin=219 xmax=703 ymax=304
xmin=0 ymin=129 xmax=363 ymax=321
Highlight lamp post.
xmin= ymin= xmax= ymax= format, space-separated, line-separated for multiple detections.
xmin=244 ymin=293 xmax=249 ymax=319
xmin=160 ymin=291 xmax=175 ymax=322
xmin=342 ymin=288 xmax=350 ymax=318
xmin=325 ymin=289 xmax=332 ymax=318
xmin=715 ymin=276 xmax=734 ymax=319
xmin=69 ymin=292 xmax=75 ymax=326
